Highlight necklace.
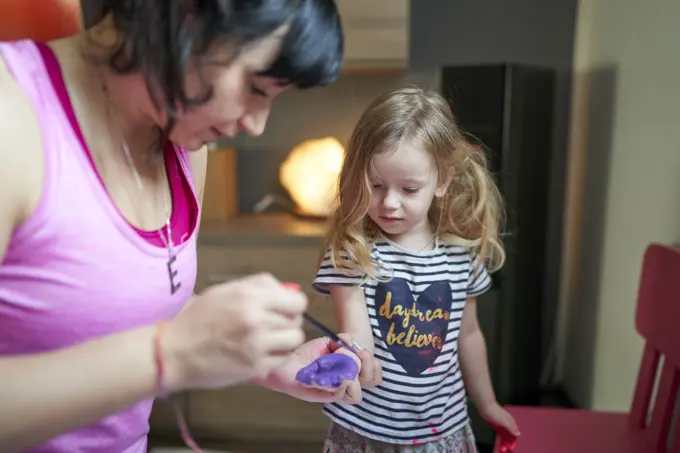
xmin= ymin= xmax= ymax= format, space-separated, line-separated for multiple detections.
xmin=121 ymin=140 xmax=181 ymax=294
xmin=102 ymin=78 xmax=181 ymax=295
xmin=417 ymin=236 xmax=436 ymax=253
xmin=122 ymin=140 xmax=182 ymax=295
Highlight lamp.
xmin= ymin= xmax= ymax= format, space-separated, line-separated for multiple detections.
xmin=279 ymin=137 xmax=345 ymax=218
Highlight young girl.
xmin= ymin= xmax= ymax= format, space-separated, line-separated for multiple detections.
xmin=313 ymin=87 xmax=520 ymax=452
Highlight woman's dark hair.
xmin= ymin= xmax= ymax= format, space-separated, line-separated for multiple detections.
xmin=84 ymin=0 xmax=343 ymax=130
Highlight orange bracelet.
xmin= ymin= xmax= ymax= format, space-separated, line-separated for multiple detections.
xmin=153 ymin=321 xmax=204 ymax=453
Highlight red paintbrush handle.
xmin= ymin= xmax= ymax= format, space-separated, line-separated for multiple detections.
xmin=283 ymin=282 xmax=302 ymax=291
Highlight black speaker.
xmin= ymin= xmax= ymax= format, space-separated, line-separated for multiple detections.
xmin=441 ymin=64 xmax=556 ymax=446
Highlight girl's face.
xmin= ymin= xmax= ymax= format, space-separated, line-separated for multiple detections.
xmin=168 ymin=27 xmax=291 ymax=151
xmin=367 ymin=141 xmax=446 ymax=239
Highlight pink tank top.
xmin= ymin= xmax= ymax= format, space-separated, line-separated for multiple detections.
xmin=0 ymin=40 xmax=200 ymax=453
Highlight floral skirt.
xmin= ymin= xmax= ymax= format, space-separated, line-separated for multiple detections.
xmin=322 ymin=422 xmax=478 ymax=453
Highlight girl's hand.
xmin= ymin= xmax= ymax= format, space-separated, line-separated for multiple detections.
xmin=337 ymin=334 xmax=382 ymax=388
xmin=161 ymin=273 xmax=307 ymax=392
xmin=327 ymin=344 xmax=363 ymax=402
xmin=481 ymin=401 xmax=521 ymax=437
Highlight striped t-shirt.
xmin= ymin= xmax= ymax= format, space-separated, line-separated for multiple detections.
xmin=313 ymin=237 xmax=492 ymax=445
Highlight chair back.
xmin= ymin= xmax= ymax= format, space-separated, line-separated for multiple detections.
xmin=629 ymin=244 xmax=680 ymax=452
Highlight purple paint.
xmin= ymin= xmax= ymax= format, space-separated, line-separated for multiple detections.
xmin=295 ymin=354 xmax=359 ymax=388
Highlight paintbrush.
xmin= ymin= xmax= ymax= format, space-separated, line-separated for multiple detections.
xmin=302 ymin=312 xmax=358 ymax=354
xmin=283 ymin=282 xmax=359 ymax=354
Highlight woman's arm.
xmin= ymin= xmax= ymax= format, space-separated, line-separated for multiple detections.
xmin=458 ymin=296 xmax=496 ymax=410
xmin=0 ymin=276 xmax=314 ymax=453
xmin=0 ymin=326 xmax=166 ymax=452
xmin=329 ymin=285 xmax=374 ymax=352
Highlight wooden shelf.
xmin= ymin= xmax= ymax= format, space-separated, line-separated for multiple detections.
xmin=198 ymin=213 xmax=326 ymax=247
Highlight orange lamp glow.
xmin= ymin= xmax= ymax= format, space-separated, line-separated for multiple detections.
xmin=0 ymin=0 xmax=82 ymax=42
xmin=279 ymin=137 xmax=345 ymax=217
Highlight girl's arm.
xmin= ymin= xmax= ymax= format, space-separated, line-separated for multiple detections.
xmin=329 ymin=285 xmax=374 ymax=352
xmin=458 ymin=296 xmax=496 ymax=410
xmin=328 ymin=285 xmax=382 ymax=388
xmin=459 ymin=297 xmax=520 ymax=436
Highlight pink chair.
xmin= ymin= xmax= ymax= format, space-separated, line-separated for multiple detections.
xmin=494 ymin=243 xmax=680 ymax=453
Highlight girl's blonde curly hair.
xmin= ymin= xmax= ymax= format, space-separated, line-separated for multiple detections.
xmin=324 ymin=87 xmax=505 ymax=279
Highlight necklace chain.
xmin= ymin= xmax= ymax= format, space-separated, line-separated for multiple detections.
xmin=416 ymin=236 xmax=436 ymax=253
xmin=121 ymin=140 xmax=174 ymax=251
xmin=98 ymin=69 xmax=182 ymax=297
xmin=101 ymin=78 xmax=175 ymax=255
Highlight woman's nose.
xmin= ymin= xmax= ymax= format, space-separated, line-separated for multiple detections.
xmin=240 ymin=105 xmax=272 ymax=137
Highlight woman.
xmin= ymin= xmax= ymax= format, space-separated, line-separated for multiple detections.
xmin=0 ymin=1 xmax=359 ymax=452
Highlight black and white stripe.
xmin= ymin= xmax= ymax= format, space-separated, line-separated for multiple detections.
xmin=313 ymin=237 xmax=491 ymax=444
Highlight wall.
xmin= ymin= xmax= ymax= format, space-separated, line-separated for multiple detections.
xmin=409 ymin=0 xmax=578 ymax=373
xmin=559 ymin=0 xmax=680 ymax=410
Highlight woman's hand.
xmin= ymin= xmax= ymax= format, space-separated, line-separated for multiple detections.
xmin=259 ymin=336 xmax=363 ymax=404
xmin=0 ymin=273 xmax=303 ymax=452
xmin=162 ymin=273 xmax=308 ymax=392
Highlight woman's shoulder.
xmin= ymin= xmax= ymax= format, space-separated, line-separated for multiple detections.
xmin=0 ymin=43 xmax=45 ymax=235
xmin=184 ymin=145 xmax=208 ymax=206
xmin=0 ymin=40 xmax=44 ymax=79
xmin=0 ymin=41 xmax=45 ymax=147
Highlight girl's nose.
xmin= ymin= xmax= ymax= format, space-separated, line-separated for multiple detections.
xmin=382 ymin=191 xmax=400 ymax=210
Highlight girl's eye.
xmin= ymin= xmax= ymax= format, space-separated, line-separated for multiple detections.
xmin=372 ymin=184 xmax=383 ymax=189
xmin=403 ymin=188 xmax=420 ymax=194
xmin=250 ymin=85 xmax=267 ymax=97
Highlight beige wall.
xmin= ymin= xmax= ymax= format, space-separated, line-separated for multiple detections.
xmin=557 ymin=0 xmax=680 ymax=410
